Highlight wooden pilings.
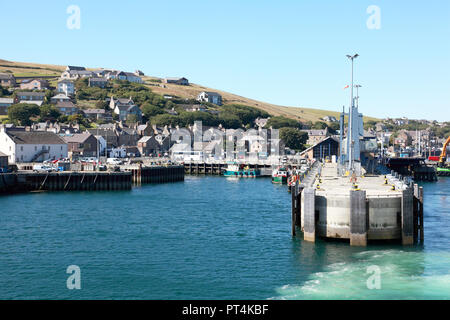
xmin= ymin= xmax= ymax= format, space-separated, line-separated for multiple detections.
xmin=184 ymin=163 xmax=272 ymax=176
xmin=413 ymin=184 xmax=425 ymax=243
xmin=401 ymin=188 xmax=414 ymax=245
xmin=291 ymin=181 xmax=303 ymax=237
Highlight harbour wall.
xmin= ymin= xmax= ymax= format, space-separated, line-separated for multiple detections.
xmin=0 ymin=165 xmax=185 ymax=194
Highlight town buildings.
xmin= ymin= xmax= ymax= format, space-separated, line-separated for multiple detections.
xmin=0 ymin=127 xmax=68 ymax=163
xmin=19 ymin=79 xmax=49 ymax=91
xmin=197 ymin=91 xmax=223 ymax=106
xmin=14 ymin=92 xmax=45 ymax=106
xmin=0 ymin=73 xmax=16 ymax=87
xmin=55 ymin=101 xmax=79 ymax=116
xmin=63 ymin=133 xmax=100 ymax=158
xmin=109 ymin=97 xmax=142 ymax=122
xmin=0 ymin=98 xmax=14 ymax=115
xmin=57 ymin=79 xmax=75 ymax=96
xmin=163 ymin=77 xmax=189 ymax=85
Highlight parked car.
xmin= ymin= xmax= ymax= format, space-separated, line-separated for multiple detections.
xmin=33 ymin=165 xmax=57 ymax=173
xmin=107 ymin=158 xmax=123 ymax=165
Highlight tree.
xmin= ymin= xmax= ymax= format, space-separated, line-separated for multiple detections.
xmin=96 ymin=100 xmax=109 ymax=110
xmin=279 ymin=127 xmax=308 ymax=151
xmin=150 ymin=114 xmax=182 ymax=127
xmin=266 ymin=116 xmax=302 ymax=129
xmin=40 ymin=104 xmax=61 ymax=122
xmin=218 ymin=113 xmax=242 ymax=129
xmin=141 ymin=103 xmax=164 ymax=119
xmin=126 ymin=114 xmax=139 ymax=125
xmin=7 ymin=103 xmax=41 ymax=126
xmin=0 ymin=85 xmax=7 ymax=97
xmin=221 ymin=104 xmax=269 ymax=127
xmin=328 ymin=122 xmax=340 ymax=133
xmin=68 ymin=114 xmax=89 ymax=127
xmin=312 ymin=121 xmax=328 ymax=129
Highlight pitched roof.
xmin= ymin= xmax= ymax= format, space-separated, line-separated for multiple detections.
xmin=6 ymin=131 xmax=67 ymax=145
xmin=89 ymin=77 xmax=107 ymax=82
xmin=21 ymin=79 xmax=49 ymax=84
xmin=0 ymin=73 xmax=14 ymax=80
xmin=56 ymin=101 xmax=76 ymax=108
xmin=201 ymin=91 xmax=221 ymax=97
xmin=58 ymin=79 xmax=74 ymax=84
xmin=0 ymin=98 xmax=14 ymax=104
xmin=165 ymin=77 xmax=188 ymax=81
xmin=51 ymin=93 xmax=71 ymax=100
xmin=16 ymin=91 xmax=45 ymax=97
xmin=67 ymin=66 xmax=86 ymax=71
xmin=19 ymin=100 xmax=44 ymax=106
xmin=301 ymin=128 xmax=329 ymax=136
xmin=62 ymin=133 xmax=93 ymax=143
xmin=138 ymin=136 xmax=154 ymax=143
xmin=83 ymin=108 xmax=105 ymax=114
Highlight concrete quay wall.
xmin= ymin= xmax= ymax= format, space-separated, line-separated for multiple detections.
xmin=301 ymin=194 xmax=402 ymax=240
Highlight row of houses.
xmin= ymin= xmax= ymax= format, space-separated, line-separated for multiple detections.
xmin=60 ymin=66 xmax=144 ymax=84
xmin=0 ymin=119 xmax=291 ymax=164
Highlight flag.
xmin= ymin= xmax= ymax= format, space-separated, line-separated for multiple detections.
xmin=343 ymin=85 xmax=350 ymax=89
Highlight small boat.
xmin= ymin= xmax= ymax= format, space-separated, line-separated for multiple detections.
xmin=272 ymin=167 xmax=289 ymax=184
xmin=223 ymin=162 xmax=261 ymax=178
xmin=437 ymin=167 xmax=450 ymax=176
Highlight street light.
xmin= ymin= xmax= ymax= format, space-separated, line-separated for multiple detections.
xmin=346 ymin=54 xmax=359 ymax=171
xmin=354 ymin=84 xmax=362 ymax=108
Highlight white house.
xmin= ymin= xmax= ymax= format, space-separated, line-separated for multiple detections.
xmin=95 ymin=135 xmax=107 ymax=156
xmin=0 ymin=127 xmax=68 ymax=163
xmin=104 ymin=71 xmax=143 ymax=83
xmin=50 ymin=93 xmax=72 ymax=104
xmin=57 ymin=80 xmax=75 ymax=96
xmin=197 ymin=91 xmax=222 ymax=106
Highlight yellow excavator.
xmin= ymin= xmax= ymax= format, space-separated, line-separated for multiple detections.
xmin=437 ymin=136 xmax=450 ymax=176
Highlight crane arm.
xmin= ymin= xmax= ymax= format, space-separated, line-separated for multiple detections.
xmin=440 ymin=136 xmax=450 ymax=163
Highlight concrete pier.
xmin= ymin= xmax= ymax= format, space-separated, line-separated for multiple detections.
xmin=295 ymin=163 xmax=423 ymax=245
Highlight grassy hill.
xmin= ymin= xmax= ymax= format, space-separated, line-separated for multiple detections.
xmin=0 ymin=59 xmax=379 ymax=123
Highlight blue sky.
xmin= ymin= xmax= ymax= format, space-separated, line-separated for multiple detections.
xmin=1 ymin=0 xmax=449 ymax=121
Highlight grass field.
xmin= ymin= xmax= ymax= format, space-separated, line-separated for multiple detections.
xmin=1 ymin=59 xmax=380 ymax=123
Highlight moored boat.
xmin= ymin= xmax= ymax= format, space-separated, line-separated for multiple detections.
xmin=272 ymin=167 xmax=289 ymax=184
xmin=223 ymin=163 xmax=261 ymax=178
xmin=437 ymin=167 xmax=450 ymax=176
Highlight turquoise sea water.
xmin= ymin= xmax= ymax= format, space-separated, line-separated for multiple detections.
xmin=0 ymin=176 xmax=449 ymax=300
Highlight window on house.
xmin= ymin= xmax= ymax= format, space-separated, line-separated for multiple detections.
xmin=20 ymin=146 xmax=23 ymax=151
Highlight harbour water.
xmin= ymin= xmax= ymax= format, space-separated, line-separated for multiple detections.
xmin=0 ymin=176 xmax=449 ymax=300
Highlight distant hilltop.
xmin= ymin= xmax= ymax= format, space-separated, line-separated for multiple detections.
xmin=0 ymin=59 xmax=380 ymax=124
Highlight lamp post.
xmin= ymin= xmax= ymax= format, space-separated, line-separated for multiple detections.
xmin=346 ymin=54 xmax=359 ymax=171
xmin=354 ymin=84 xmax=362 ymax=108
